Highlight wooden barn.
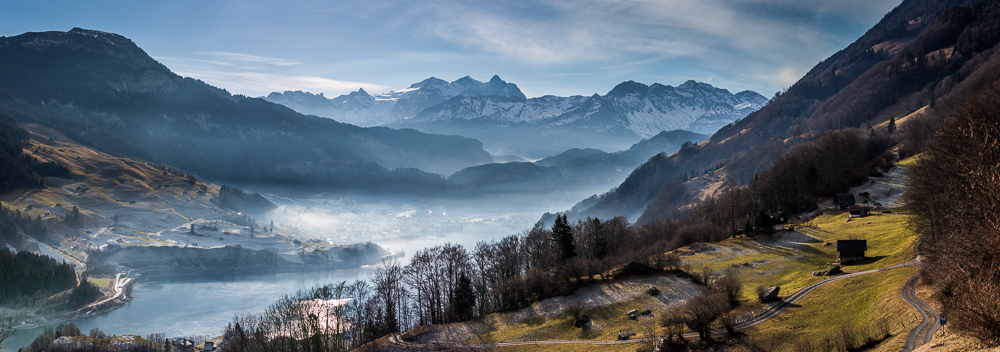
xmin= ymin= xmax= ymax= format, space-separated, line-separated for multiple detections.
xmin=837 ymin=240 xmax=867 ymax=263
xmin=835 ymin=194 xmax=856 ymax=210
xmin=848 ymin=206 xmax=871 ymax=218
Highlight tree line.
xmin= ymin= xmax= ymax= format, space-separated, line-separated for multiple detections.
xmin=217 ymin=214 xmax=686 ymax=351
xmin=908 ymin=78 xmax=1000 ymax=344
xmin=0 ymin=247 xmax=76 ymax=304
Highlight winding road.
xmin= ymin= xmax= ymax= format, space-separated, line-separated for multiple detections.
xmin=902 ymin=273 xmax=939 ymax=352
xmin=390 ymin=259 xmax=939 ymax=349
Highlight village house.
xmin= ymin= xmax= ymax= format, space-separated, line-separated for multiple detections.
xmin=837 ymin=240 xmax=867 ymax=263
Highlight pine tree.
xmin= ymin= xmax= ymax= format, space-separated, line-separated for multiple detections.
xmin=887 ymin=116 xmax=897 ymax=134
xmin=551 ymin=214 xmax=575 ymax=262
xmin=453 ymin=273 xmax=476 ymax=321
xmin=592 ymin=217 xmax=608 ymax=260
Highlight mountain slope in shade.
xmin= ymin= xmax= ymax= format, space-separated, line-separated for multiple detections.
xmin=0 ymin=28 xmax=493 ymax=193
xmin=570 ymin=0 xmax=1000 ymax=223
xmin=536 ymin=130 xmax=709 ymax=184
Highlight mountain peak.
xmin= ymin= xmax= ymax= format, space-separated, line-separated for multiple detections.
xmin=356 ymin=88 xmax=368 ymax=95
xmin=452 ymin=76 xmax=480 ymax=85
xmin=606 ymin=80 xmax=649 ymax=97
xmin=679 ymin=80 xmax=713 ymax=90
xmin=69 ymin=27 xmax=115 ymax=37
xmin=489 ymin=74 xmax=504 ymax=83
xmin=409 ymin=77 xmax=448 ymax=89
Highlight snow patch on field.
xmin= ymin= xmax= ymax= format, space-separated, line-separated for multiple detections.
xmin=845 ymin=165 xmax=909 ymax=208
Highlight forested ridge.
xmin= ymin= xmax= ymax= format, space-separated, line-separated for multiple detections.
xmin=211 ymin=185 xmax=277 ymax=217
xmin=0 ymin=247 xmax=76 ymax=302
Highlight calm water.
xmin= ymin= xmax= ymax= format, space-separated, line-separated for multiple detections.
xmin=3 ymin=268 xmax=368 ymax=350
xmin=2 ymin=221 xmax=519 ymax=350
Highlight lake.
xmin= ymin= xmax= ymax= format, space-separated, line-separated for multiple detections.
xmin=1 ymin=217 xmax=536 ymax=350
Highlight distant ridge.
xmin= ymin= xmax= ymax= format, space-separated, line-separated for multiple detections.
xmin=268 ymin=78 xmax=765 ymax=158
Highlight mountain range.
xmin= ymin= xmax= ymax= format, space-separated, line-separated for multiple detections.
xmin=0 ymin=28 xmax=494 ymax=193
xmin=266 ymin=77 xmax=766 ymax=158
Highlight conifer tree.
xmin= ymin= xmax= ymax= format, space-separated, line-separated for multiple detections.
xmin=551 ymin=214 xmax=575 ymax=262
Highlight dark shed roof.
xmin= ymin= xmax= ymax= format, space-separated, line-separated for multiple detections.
xmin=835 ymin=194 xmax=856 ymax=205
xmin=837 ymin=240 xmax=867 ymax=252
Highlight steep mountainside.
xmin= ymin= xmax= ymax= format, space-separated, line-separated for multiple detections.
xmin=572 ymin=0 xmax=1000 ymax=222
xmin=536 ymin=130 xmax=708 ymax=184
xmin=0 ymin=28 xmax=494 ymax=192
xmin=269 ymin=77 xmax=764 ymax=158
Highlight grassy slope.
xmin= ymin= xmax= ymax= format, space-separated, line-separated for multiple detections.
xmin=86 ymin=277 xmax=111 ymax=288
xmin=746 ymin=266 xmax=918 ymax=352
xmin=400 ymin=209 xmax=921 ymax=352
xmin=681 ymin=211 xmax=917 ymax=302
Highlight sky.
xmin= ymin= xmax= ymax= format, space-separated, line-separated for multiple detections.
xmin=1 ymin=0 xmax=902 ymax=99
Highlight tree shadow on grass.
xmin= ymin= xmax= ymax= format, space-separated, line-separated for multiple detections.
xmin=846 ymin=256 xmax=887 ymax=266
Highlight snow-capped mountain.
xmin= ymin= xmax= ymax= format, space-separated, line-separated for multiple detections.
xmin=394 ymin=80 xmax=766 ymax=157
xmin=265 ymin=75 xmax=525 ymax=127
xmin=266 ymin=76 xmax=766 ymax=158
xmin=551 ymin=80 xmax=768 ymax=138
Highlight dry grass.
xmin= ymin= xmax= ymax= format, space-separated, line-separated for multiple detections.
xmin=87 ymin=277 xmax=112 ymax=288
xmin=424 ymin=275 xmax=698 ymax=344
xmin=746 ymin=266 xmax=917 ymax=352
xmin=398 ymin=210 xmax=921 ymax=347
xmin=679 ymin=210 xmax=917 ymax=302
xmin=913 ymin=331 xmax=1000 ymax=352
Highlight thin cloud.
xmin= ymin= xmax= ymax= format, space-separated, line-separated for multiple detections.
xmin=199 ymin=51 xmax=304 ymax=66
xmin=173 ymin=69 xmax=386 ymax=97
xmin=156 ymin=55 xmax=385 ymax=97
xmin=417 ymin=0 xmax=894 ymax=72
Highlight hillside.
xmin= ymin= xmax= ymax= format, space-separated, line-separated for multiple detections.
xmin=537 ymin=130 xmax=708 ymax=184
xmin=0 ymin=123 xmax=387 ymax=274
xmin=572 ymin=0 xmax=1000 ymax=222
xmin=363 ymin=202 xmax=926 ymax=351
xmin=0 ymin=28 xmax=492 ymax=191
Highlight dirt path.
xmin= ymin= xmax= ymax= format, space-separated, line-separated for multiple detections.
xmin=389 ymin=260 xmax=919 ymax=349
xmin=902 ymin=273 xmax=939 ymax=352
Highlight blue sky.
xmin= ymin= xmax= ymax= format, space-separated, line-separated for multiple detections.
xmin=1 ymin=0 xmax=901 ymax=98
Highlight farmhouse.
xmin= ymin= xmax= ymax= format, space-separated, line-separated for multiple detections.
xmin=837 ymin=240 xmax=867 ymax=263
xmin=835 ymin=194 xmax=856 ymax=209
xmin=848 ymin=206 xmax=871 ymax=218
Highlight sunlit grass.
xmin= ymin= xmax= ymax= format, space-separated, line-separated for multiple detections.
xmin=682 ymin=211 xmax=917 ymax=302
xmin=493 ymin=344 xmax=642 ymax=351
xmin=88 ymin=277 xmax=112 ymax=288
xmin=746 ymin=266 xmax=918 ymax=352
xmin=474 ymin=299 xmax=657 ymax=344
